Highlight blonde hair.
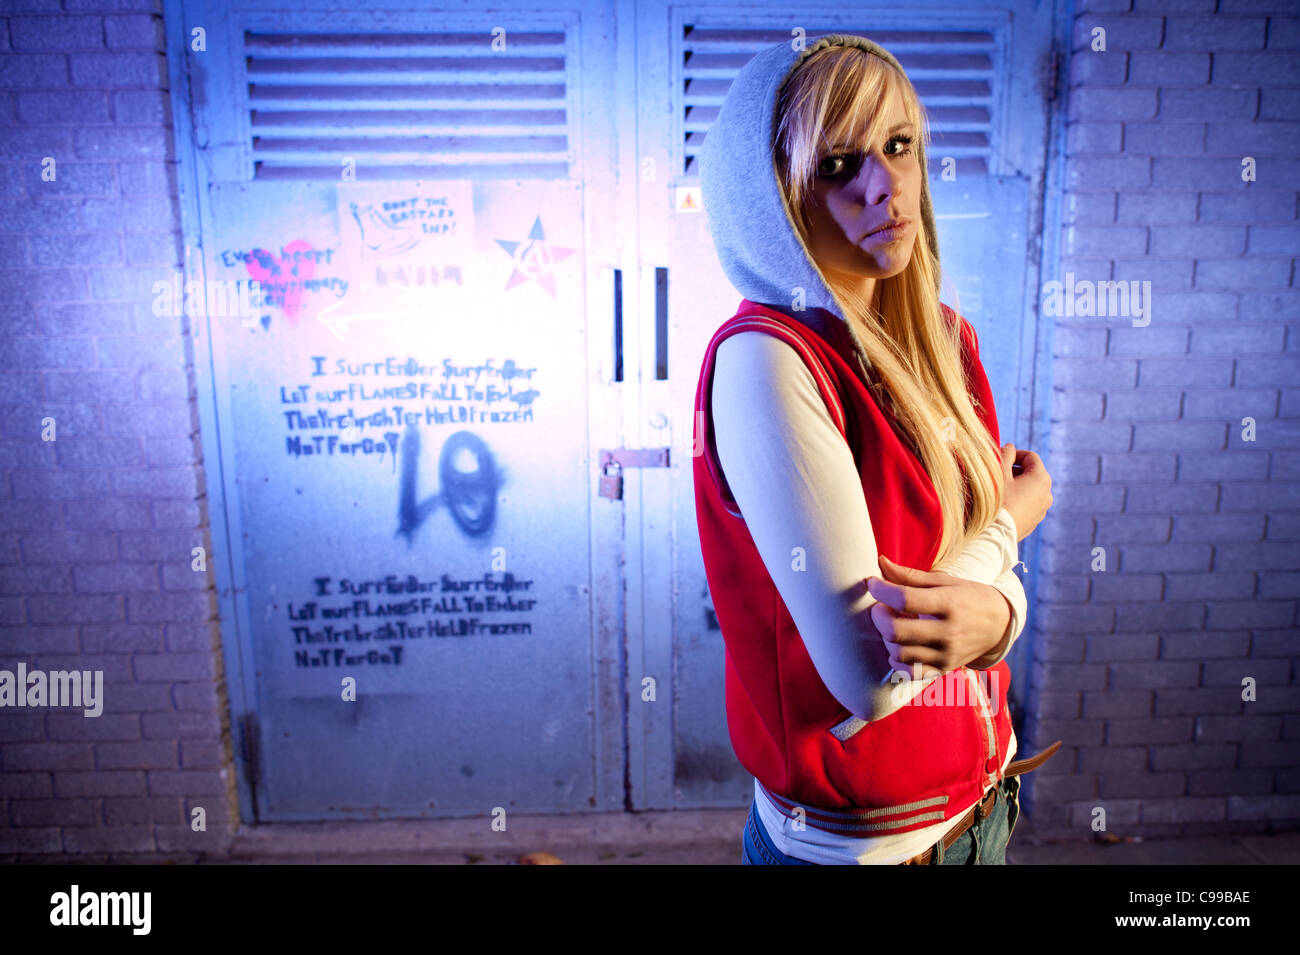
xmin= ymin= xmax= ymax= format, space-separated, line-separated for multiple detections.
xmin=774 ymin=44 xmax=1003 ymax=568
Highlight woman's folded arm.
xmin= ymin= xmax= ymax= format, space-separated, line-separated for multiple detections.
xmin=711 ymin=330 xmax=1021 ymax=720
xmin=969 ymin=565 xmax=1027 ymax=669
xmin=934 ymin=505 xmax=1028 ymax=668
xmin=713 ymin=331 xmax=892 ymax=721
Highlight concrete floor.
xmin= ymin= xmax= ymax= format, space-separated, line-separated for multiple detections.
xmin=5 ymin=807 xmax=1300 ymax=864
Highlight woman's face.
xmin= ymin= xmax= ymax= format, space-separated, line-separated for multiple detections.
xmin=802 ymin=91 xmax=922 ymax=288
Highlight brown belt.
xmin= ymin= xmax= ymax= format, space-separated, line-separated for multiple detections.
xmin=899 ymin=740 xmax=1061 ymax=866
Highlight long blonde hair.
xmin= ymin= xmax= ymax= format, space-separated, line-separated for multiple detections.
xmin=774 ymin=44 xmax=1003 ymax=568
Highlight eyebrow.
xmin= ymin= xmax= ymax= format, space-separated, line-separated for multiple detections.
xmin=828 ymin=123 xmax=913 ymax=152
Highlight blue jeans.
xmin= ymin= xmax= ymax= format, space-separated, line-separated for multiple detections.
xmin=742 ymin=775 xmax=1021 ymax=865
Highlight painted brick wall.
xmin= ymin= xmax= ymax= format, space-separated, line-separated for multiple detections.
xmin=0 ymin=0 xmax=237 ymax=855
xmin=1024 ymin=0 xmax=1300 ymax=838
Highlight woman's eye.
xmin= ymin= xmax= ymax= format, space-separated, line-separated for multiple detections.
xmin=815 ymin=155 xmax=856 ymax=178
xmin=887 ymin=134 xmax=915 ymax=156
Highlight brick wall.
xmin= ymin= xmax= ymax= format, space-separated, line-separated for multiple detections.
xmin=0 ymin=0 xmax=236 ymax=856
xmin=1026 ymin=0 xmax=1300 ymax=838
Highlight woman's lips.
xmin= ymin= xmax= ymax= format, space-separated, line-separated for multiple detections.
xmin=863 ymin=218 xmax=912 ymax=244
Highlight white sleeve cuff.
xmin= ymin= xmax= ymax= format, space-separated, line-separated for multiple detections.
xmin=932 ymin=504 xmax=1019 ymax=584
xmin=971 ymin=564 xmax=1028 ymax=669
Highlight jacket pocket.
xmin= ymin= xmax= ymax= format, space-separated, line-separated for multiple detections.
xmin=828 ymin=710 xmax=868 ymax=742
xmin=825 ymin=675 xmax=924 ymax=744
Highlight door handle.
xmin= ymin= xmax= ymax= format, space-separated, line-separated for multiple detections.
xmin=613 ymin=266 xmax=624 ymax=382
xmin=654 ymin=266 xmax=668 ymax=380
xmin=597 ymin=447 xmax=672 ymax=500
xmin=610 ymin=266 xmax=667 ymax=383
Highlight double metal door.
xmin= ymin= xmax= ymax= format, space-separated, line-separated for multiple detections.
xmin=166 ymin=0 xmax=1058 ymax=821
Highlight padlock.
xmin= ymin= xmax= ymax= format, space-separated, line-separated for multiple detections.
xmin=598 ymin=459 xmax=623 ymax=500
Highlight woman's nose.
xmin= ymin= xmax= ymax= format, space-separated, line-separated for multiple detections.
xmin=853 ymin=156 xmax=901 ymax=206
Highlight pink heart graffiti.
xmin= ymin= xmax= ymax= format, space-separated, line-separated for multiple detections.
xmin=243 ymin=239 xmax=316 ymax=322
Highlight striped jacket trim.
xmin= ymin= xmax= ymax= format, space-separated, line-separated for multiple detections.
xmin=757 ymin=781 xmax=951 ymax=835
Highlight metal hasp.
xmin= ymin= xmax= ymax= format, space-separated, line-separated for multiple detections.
xmin=598 ymin=447 xmax=671 ymax=499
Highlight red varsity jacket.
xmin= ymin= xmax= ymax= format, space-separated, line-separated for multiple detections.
xmin=691 ymin=299 xmax=1016 ymax=836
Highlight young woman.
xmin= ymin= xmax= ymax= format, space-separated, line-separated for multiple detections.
xmin=693 ymin=34 xmax=1059 ymax=865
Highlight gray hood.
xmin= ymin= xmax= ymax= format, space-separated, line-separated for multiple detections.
xmin=699 ymin=33 xmax=941 ymax=340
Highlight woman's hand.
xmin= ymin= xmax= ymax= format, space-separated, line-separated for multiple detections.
xmin=866 ymin=554 xmax=1013 ymax=679
xmin=1000 ymin=443 xmax=1053 ymax=543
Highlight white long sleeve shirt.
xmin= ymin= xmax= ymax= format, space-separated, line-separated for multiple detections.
xmin=711 ymin=330 xmax=1027 ymax=864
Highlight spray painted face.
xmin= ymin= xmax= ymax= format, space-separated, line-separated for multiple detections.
xmin=802 ymin=91 xmax=922 ymax=286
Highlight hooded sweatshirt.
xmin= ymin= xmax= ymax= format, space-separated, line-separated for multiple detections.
xmin=693 ymin=34 xmax=1027 ymax=864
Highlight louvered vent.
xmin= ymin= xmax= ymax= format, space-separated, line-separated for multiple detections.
xmin=244 ymin=31 xmax=571 ymax=180
xmin=682 ymin=28 xmax=996 ymax=178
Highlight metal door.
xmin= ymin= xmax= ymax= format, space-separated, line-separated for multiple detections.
xmin=632 ymin=3 xmax=1062 ymax=808
xmin=164 ymin=0 xmax=627 ymax=820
